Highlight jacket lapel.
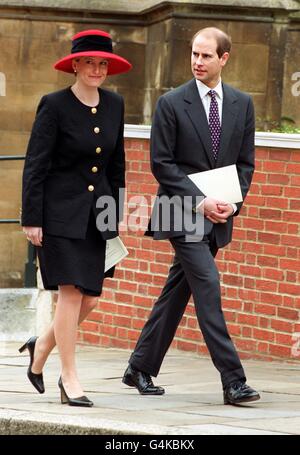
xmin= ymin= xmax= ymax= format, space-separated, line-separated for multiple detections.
xmin=184 ymin=79 xmax=215 ymax=168
xmin=216 ymin=83 xmax=239 ymax=166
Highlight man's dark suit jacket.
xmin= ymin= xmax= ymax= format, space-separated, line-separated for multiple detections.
xmin=22 ymin=87 xmax=125 ymax=240
xmin=146 ymin=78 xmax=255 ymax=248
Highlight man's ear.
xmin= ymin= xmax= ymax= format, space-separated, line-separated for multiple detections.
xmin=220 ymin=52 xmax=230 ymax=67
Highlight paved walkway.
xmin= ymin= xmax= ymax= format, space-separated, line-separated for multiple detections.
xmin=0 ymin=342 xmax=299 ymax=435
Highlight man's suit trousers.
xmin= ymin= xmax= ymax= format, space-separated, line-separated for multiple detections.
xmin=129 ymin=234 xmax=246 ymax=388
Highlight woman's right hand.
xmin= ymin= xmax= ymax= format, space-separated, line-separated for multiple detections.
xmin=23 ymin=226 xmax=43 ymax=246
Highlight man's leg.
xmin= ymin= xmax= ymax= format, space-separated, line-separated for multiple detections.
xmin=170 ymin=236 xmax=246 ymax=389
xmin=129 ymin=254 xmax=191 ymax=377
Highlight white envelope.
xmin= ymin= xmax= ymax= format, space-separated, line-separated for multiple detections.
xmin=105 ymin=236 xmax=128 ymax=272
xmin=188 ymin=164 xmax=243 ymax=204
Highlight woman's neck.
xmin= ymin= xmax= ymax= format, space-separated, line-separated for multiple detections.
xmin=71 ymin=82 xmax=100 ymax=107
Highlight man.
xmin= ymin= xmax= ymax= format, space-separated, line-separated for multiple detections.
xmin=123 ymin=27 xmax=260 ymax=405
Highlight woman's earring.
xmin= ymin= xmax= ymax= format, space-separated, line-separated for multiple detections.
xmin=74 ymin=69 xmax=77 ymax=74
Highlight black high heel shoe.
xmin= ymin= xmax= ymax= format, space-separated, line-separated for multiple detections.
xmin=58 ymin=377 xmax=93 ymax=407
xmin=19 ymin=336 xmax=45 ymax=394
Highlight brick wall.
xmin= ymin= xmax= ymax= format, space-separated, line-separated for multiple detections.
xmin=79 ymin=137 xmax=300 ymax=362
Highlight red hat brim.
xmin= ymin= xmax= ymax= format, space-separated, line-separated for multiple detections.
xmin=54 ymin=51 xmax=132 ymax=75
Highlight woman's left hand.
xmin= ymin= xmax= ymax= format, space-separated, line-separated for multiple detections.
xmin=23 ymin=226 xmax=43 ymax=246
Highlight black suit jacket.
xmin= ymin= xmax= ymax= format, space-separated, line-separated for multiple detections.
xmin=22 ymin=87 xmax=125 ymax=240
xmin=146 ymin=79 xmax=255 ymax=248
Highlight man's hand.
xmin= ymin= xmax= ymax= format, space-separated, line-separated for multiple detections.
xmin=203 ymin=198 xmax=234 ymax=224
xmin=23 ymin=226 xmax=43 ymax=246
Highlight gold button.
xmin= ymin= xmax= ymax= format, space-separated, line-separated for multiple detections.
xmin=96 ymin=147 xmax=102 ymax=154
xmin=91 ymin=107 xmax=97 ymax=114
xmin=94 ymin=127 xmax=100 ymax=134
xmin=88 ymin=185 xmax=94 ymax=192
xmin=91 ymin=166 xmax=98 ymax=173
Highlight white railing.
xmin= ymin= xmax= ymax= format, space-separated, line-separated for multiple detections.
xmin=124 ymin=124 xmax=300 ymax=149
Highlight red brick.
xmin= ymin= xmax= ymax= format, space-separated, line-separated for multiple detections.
xmin=223 ymin=274 xmax=243 ymax=287
xmin=235 ymin=339 xmax=257 ymax=351
xmin=243 ymin=218 xmax=264 ymax=230
xmin=82 ymin=333 xmax=101 ymax=344
xmin=263 ymin=161 xmax=286 ymax=173
xmin=257 ymin=255 xmax=279 ymax=267
xmin=254 ymin=279 xmax=278 ymax=292
xmin=237 ymin=313 xmax=259 ymax=325
xmin=113 ymin=315 xmax=132 ymax=328
xmin=271 ymin=319 xmax=294 ymax=333
xmin=101 ymin=325 xmax=117 ymax=337
xmin=269 ymin=344 xmax=292 ymax=357
xmin=279 ymin=283 xmax=300 ymax=296
xmin=286 ymin=163 xmax=300 ymax=174
xmin=269 ymin=150 xmax=291 ymax=161
xmin=239 ymin=265 xmax=261 ymax=277
xmin=258 ymin=232 xmax=281 ymax=245
xmin=281 ymin=235 xmax=300 ymax=247
xmin=263 ymin=244 xmax=286 ymax=256
xmin=99 ymin=301 xmax=117 ymax=313
xmin=290 ymin=200 xmax=300 ymax=210
xmin=264 ymin=221 xmax=287 ymax=233
xmin=260 ymin=292 xmax=282 ymax=305
xmin=133 ymin=295 xmax=153 ymax=307
xmin=246 ymin=195 xmax=266 ymax=206
xmin=268 ymin=173 xmax=290 ymax=185
xmin=263 ymin=268 xmax=284 ymax=281
xmin=176 ymin=340 xmax=198 ymax=352
xmin=277 ymin=308 xmax=299 ymax=320
xmin=291 ymin=175 xmax=300 ymax=185
xmin=257 ymin=342 xmax=269 ymax=353
xmin=280 ymin=259 xmax=300 ymax=272
xmin=259 ymin=208 xmax=282 ymax=220
xmin=259 ymin=317 xmax=270 ymax=328
xmin=265 ymin=197 xmax=288 ymax=209
xmin=242 ymin=326 xmax=252 ymax=337
xmin=115 ymin=292 xmax=133 ymax=304
xmin=253 ymin=328 xmax=275 ymax=341
xmin=286 ymin=271 xmax=297 ymax=283
xmin=155 ymin=252 xmax=173 ymax=263
xmin=239 ymin=289 xmax=259 ymax=301
xmin=284 ymin=187 xmax=300 ymax=198
xmin=119 ymin=281 xmax=138 ymax=293
xmin=223 ymin=299 xmax=242 ymax=310
xmin=275 ymin=333 xmax=293 ymax=345
xmin=261 ymin=185 xmax=283 ymax=196
xmin=254 ymin=304 xmax=276 ymax=315
xmin=283 ymin=211 xmax=300 ymax=223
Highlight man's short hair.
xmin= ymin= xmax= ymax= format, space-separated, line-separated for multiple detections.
xmin=191 ymin=27 xmax=232 ymax=58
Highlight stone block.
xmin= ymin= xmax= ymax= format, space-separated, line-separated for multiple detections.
xmin=224 ymin=43 xmax=269 ymax=93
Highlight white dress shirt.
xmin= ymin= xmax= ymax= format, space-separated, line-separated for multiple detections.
xmin=194 ymin=78 xmax=237 ymax=215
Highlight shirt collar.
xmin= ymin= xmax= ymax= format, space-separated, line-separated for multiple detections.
xmin=196 ymin=79 xmax=223 ymax=101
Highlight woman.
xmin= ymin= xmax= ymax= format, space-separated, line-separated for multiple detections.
xmin=19 ymin=29 xmax=131 ymax=407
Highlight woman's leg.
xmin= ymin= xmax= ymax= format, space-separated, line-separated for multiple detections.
xmin=32 ymin=289 xmax=98 ymax=378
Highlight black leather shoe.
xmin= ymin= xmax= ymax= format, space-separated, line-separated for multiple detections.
xmin=58 ymin=377 xmax=93 ymax=407
xmin=224 ymin=380 xmax=260 ymax=405
xmin=122 ymin=364 xmax=165 ymax=395
xmin=19 ymin=336 xmax=45 ymax=394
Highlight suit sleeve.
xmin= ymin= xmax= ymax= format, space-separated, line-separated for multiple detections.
xmin=106 ymin=97 xmax=125 ymax=223
xmin=151 ymin=95 xmax=205 ymax=209
xmin=234 ymin=96 xmax=255 ymax=216
xmin=21 ymin=96 xmax=58 ymax=226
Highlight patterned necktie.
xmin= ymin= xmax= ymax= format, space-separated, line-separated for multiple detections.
xmin=208 ymin=90 xmax=221 ymax=161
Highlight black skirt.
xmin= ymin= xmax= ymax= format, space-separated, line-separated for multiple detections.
xmin=37 ymin=211 xmax=110 ymax=296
